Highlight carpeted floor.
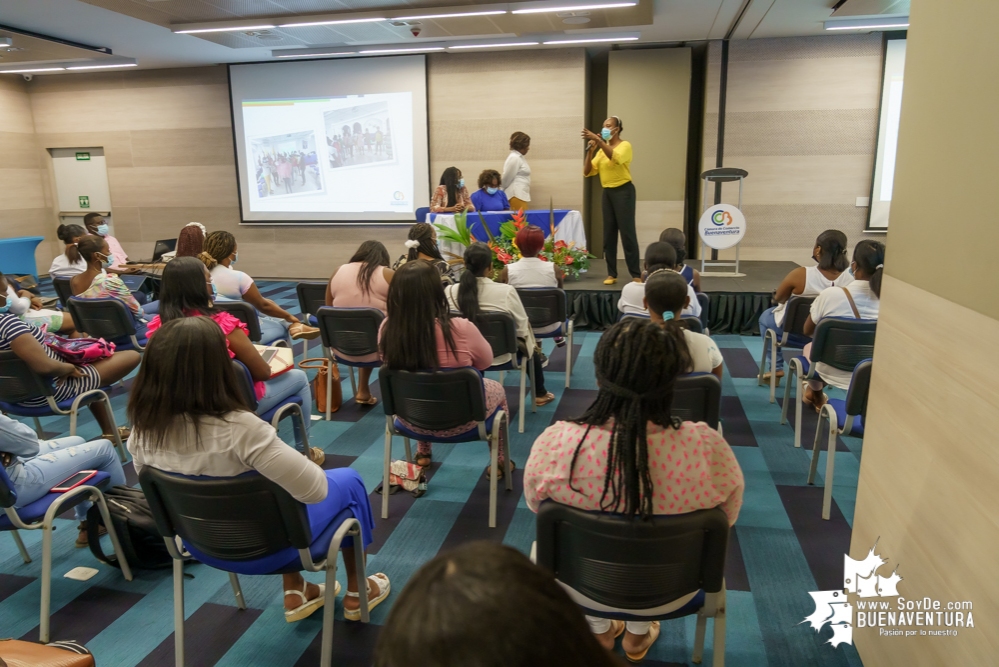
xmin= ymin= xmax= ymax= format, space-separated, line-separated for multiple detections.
xmin=0 ymin=280 xmax=864 ymax=667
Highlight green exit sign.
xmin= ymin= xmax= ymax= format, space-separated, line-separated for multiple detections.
xmin=79 ymin=196 xmax=90 ymax=208
xmin=75 ymin=152 xmax=90 ymax=161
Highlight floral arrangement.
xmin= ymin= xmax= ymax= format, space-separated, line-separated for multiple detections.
xmin=434 ymin=204 xmax=593 ymax=280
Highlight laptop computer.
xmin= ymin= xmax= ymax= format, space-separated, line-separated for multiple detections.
xmin=127 ymin=238 xmax=176 ymax=264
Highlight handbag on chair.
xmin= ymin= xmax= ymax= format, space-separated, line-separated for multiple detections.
xmin=298 ymin=358 xmax=342 ymax=414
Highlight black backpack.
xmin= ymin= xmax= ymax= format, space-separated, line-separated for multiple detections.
xmin=86 ymin=485 xmax=173 ymax=570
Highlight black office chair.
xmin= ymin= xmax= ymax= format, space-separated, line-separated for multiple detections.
xmin=139 ymin=467 xmax=369 ymax=667
xmin=68 ymin=296 xmax=146 ymax=351
xmin=672 ymin=373 xmax=722 ymax=432
xmin=757 ymin=295 xmax=816 ymax=403
xmin=677 ymin=316 xmax=704 ymax=334
xmin=315 ymin=307 xmax=383 ymax=419
xmin=475 ymin=312 xmax=534 ymax=433
xmin=212 ymin=300 xmax=293 ymax=348
xmin=296 ymin=281 xmax=328 ymax=327
xmin=696 ymin=292 xmax=710 ymax=333
xmin=782 ymin=317 xmax=877 ymax=449
xmin=231 ymin=360 xmax=312 ymax=454
xmin=808 ymin=359 xmax=872 ymax=520
xmin=52 ymin=278 xmax=74 ymax=309
xmin=536 ymin=503 xmax=729 ymax=667
xmin=379 ymin=367 xmax=511 ymax=527
xmin=515 ymin=287 xmax=575 ymax=388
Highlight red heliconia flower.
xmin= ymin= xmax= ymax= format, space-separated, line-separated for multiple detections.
xmin=539 ymin=255 xmax=549 ymax=261
xmin=555 ymin=240 xmax=568 ymax=250
xmin=564 ymin=255 xmax=574 ymax=265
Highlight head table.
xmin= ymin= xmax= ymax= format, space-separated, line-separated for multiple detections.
xmin=425 ymin=210 xmax=587 ymax=260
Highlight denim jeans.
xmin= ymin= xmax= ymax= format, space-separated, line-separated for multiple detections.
xmin=256 ymin=369 xmax=312 ymax=447
xmin=259 ymin=315 xmax=292 ymax=346
xmin=758 ymin=306 xmax=810 ymax=372
xmin=12 ymin=437 xmax=126 ymax=521
xmin=141 ymin=300 xmax=160 ymax=316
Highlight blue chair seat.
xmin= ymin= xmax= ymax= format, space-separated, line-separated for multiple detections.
xmin=488 ymin=351 xmax=529 ymax=372
xmin=791 ymin=355 xmax=811 ymax=376
xmin=258 ymin=395 xmax=302 ymax=423
xmin=113 ymin=335 xmax=149 ymax=351
xmin=534 ymin=322 xmax=569 ymax=339
xmin=393 ymin=404 xmax=501 ymax=444
xmin=0 ymin=471 xmax=111 ymax=529
xmin=826 ymin=398 xmax=864 ymax=437
xmin=0 ymin=388 xmax=112 ymax=417
xmin=307 ymin=314 xmax=318 ymax=327
xmin=183 ymin=506 xmax=354 ymax=575
xmin=595 ymin=589 xmax=707 ymax=623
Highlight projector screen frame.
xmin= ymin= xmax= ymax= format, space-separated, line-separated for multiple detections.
xmin=865 ymin=30 xmax=907 ymax=231
xmin=226 ymin=55 xmax=433 ymax=226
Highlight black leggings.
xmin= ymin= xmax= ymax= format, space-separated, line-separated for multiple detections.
xmin=602 ymin=181 xmax=640 ymax=279
xmin=532 ymin=353 xmax=547 ymax=396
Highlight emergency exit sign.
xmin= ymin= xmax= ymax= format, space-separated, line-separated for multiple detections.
xmin=79 ymin=196 xmax=90 ymax=208
xmin=75 ymin=152 xmax=90 ymax=161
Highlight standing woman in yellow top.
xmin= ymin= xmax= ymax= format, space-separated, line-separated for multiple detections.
xmin=583 ymin=116 xmax=639 ymax=285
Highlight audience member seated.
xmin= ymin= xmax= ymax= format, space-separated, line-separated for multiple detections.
xmin=392 ymin=222 xmax=460 ymax=285
xmin=175 ymin=222 xmax=207 ymax=258
xmin=617 ymin=242 xmax=700 ymax=319
xmin=446 ymin=243 xmax=554 ymax=406
xmin=801 ymin=239 xmax=884 ymax=411
xmin=84 ymin=213 xmax=135 ymax=274
xmin=199 ymin=231 xmax=319 ymax=344
xmin=0 ymin=271 xmax=140 ymax=440
xmin=144 ymin=257 xmax=320 ymax=459
xmin=500 ymin=224 xmax=565 ymax=350
xmin=1 ymin=413 xmax=125 ymax=547
xmin=659 ymin=228 xmax=701 ymax=292
xmin=524 ymin=319 xmax=744 ymax=659
xmin=126 ymin=317 xmax=390 ymax=622
xmin=71 ymin=235 xmax=158 ymax=326
xmin=379 ymin=261 xmax=511 ymax=475
xmin=758 ymin=229 xmax=853 ymax=385
xmin=326 ymin=240 xmax=394 ymax=406
xmin=470 ymin=169 xmax=511 ymax=212
xmin=49 ymin=224 xmax=87 ymax=279
xmin=645 ymin=271 xmax=723 ymax=380
xmin=373 ymin=542 xmax=619 ymax=667
xmin=430 ymin=166 xmax=475 ymax=213
xmin=5 ymin=276 xmax=79 ymax=337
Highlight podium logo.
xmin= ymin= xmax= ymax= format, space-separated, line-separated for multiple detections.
xmin=711 ymin=210 xmax=733 ymax=226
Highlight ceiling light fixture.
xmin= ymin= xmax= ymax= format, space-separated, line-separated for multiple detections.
xmin=823 ymin=16 xmax=908 ymax=30
xmin=279 ymin=17 xmax=386 ymax=28
xmin=65 ymin=63 xmax=139 ymax=70
xmin=543 ymin=36 xmax=639 ymax=44
xmin=449 ymin=41 xmax=538 ymax=49
xmin=359 ymin=46 xmax=446 ymax=54
xmin=395 ymin=10 xmax=507 ymax=20
xmin=175 ymin=24 xmax=275 ymax=34
xmin=275 ymin=51 xmax=357 ymax=58
xmin=0 ymin=67 xmax=65 ymax=73
xmin=513 ymin=2 xmax=636 ymax=14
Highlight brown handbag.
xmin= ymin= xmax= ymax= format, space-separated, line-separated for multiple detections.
xmin=0 ymin=639 xmax=95 ymax=667
xmin=299 ymin=358 xmax=342 ymax=416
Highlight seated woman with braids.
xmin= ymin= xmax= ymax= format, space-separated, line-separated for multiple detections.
xmin=445 ymin=243 xmax=554 ymax=406
xmin=644 ymin=270 xmax=723 ymax=380
xmin=524 ymin=318 xmax=744 ymax=661
xmin=392 ymin=222 xmax=460 ymax=285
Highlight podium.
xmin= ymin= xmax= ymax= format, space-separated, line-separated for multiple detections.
xmin=698 ymin=168 xmax=748 ymax=277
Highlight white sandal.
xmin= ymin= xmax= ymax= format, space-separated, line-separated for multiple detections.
xmin=283 ymin=580 xmax=339 ymax=623
xmin=343 ymin=573 xmax=390 ymax=621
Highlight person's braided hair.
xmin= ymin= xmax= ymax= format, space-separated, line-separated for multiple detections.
xmin=406 ymin=222 xmax=444 ymax=262
xmin=199 ymin=230 xmax=236 ymax=270
xmin=570 ymin=318 xmax=692 ymax=519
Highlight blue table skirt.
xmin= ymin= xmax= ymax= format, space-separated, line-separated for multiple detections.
xmin=430 ymin=210 xmax=570 ymax=242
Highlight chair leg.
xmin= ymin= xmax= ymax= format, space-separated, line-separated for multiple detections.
xmin=403 ymin=437 xmax=412 ymax=464
xmin=769 ymin=337 xmax=779 ymax=404
xmin=381 ymin=427 xmax=392 ymax=519
xmin=488 ymin=426 xmax=500 ymax=529
xmin=32 ymin=417 xmax=44 ymax=438
xmin=352 ymin=537 xmax=370 ymax=623
xmin=564 ymin=326 xmax=574 ymax=389
xmin=756 ymin=330 xmax=769 ymax=386
xmin=807 ymin=412 xmax=824 ymax=486
xmin=502 ymin=413 xmax=513 ymax=492
xmin=793 ymin=374 xmax=803 ymax=449
xmin=325 ymin=353 xmax=334 ymax=421
xmin=11 ymin=530 xmax=31 ymax=564
xmin=518 ymin=364 xmax=526 ymax=434
xmin=822 ymin=421 xmax=837 ymax=521
xmin=173 ymin=559 xmax=185 ymax=667
xmin=229 ymin=573 xmax=246 ymax=610
xmin=692 ymin=611 xmax=707 ymax=664
xmin=779 ymin=362 xmax=793 ymax=425
xmin=498 ymin=370 xmax=505 ymax=384
xmin=320 ymin=565 xmax=337 ymax=667
xmin=93 ymin=491 xmax=133 ymax=583
xmin=39 ymin=521 xmax=54 ymax=643
xmin=348 ymin=366 xmax=357 ymax=398
xmin=528 ymin=354 xmax=537 ymax=414
xmin=712 ymin=589 xmax=727 ymax=667
xmin=100 ymin=394 xmax=127 ymax=462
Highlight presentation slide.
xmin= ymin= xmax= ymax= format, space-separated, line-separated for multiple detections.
xmin=869 ymin=39 xmax=906 ymax=229
xmin=229 ymin=57 xmax=430 ymax=223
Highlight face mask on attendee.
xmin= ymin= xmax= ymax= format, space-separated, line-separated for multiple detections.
xmin=98 ymin=252 xmax=113 ymax=269
xmin=211 ymin=282 xmax=218 ymax=299
xmin=486 ymin=187 xmax=498 ymax=195
xmin=231 ymin=252 xmax=238 ymax=265
xmin=458 ymin=178 xmax=465 ymax=189
xmin=0 ymin=296 xmax=8 ymax=314
xmin=96 ymin=223 xmax=109 ymax=236
xmin=848 ymin=262 xmax=856 ymax=277
xmin=601 ymin=127 xmax=613 ymax=141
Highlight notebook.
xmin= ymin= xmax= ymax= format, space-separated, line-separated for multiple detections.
xmin=253 ymin=345 xmax=295 ymax=377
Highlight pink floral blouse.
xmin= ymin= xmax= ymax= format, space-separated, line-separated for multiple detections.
xmin=430 ymin=184 xmax=476 ymax=213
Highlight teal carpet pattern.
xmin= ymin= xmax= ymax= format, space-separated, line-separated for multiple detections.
xmin=0 ymin=280 xmax=865 ymax=666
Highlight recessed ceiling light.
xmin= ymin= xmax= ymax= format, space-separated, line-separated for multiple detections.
xmin=0 ymin=67 xmax=65 ymax=73
xmin=513 ymin=3 xmax=636 ymax=14
xmin=395 ymin=10 xmax=507 ymax=20
xmin=562 ymin=17 xmax=591 ymax=24
xmin=175 ymin=24 xmax=275 ymax=34
xmin=823 ymin=16 xmax=908 ymax=30
xmin=449 ymin=42 xmax=539 ymax=49
xmin=275 ymin=51 xmax=357 ymax=58
xmin=543 ymin=36 xmax=639 ymax=44
xmin=359 ymin=46 xmax=446 ymax=54
xmin=65 ymin=63 xmax=139 ymax=70
xmin=279 ymin=17 xmax=386 ymax=28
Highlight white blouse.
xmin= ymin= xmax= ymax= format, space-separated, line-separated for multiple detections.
xmin=501 ymin=150 xmax=531 ymax=203
xmin=49 ymin=253 xmax=87 ymax=279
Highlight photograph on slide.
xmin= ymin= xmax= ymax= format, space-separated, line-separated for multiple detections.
xmin=324 ymin=101 xmax=395 ymax=170
xmin=251 ymin=130 xmax=324 ymax=199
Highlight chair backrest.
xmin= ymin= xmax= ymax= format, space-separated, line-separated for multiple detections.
xmin=380 ymin=367 xmax=486 ymax=431
xmin=68 ymin=296 xmax=137 ymax=339
xmin=696 ymin=292 xmax=709 ymax=328
xmin=677 ymin=316 xmax=703 ymax=334
xmin=213 ymin=301 xmax=261 ymax=342
xmin=139 ymin=467 xmax=313 ymax=560
xmin=783 ymin=295 xmax=817 ymax=337
xmin=515 ymin=288 xmax=567 ymax=329
xmin=474 ymin=311 xmax=519 ymax=359
xmin=845 ymin=358 xmax=873 ymax=419
xmin=152 ymin=238 xmax=177 ymax=262
xmin=810 ymin=317 xmax=877 ymax=373
xmin=296 ymin=281 xmax=327 ymax=320
xmin=0 ymin=350 xmax=53 ymax=404
xmin=415 ymin=206 xmax=430 ymax=223
xmin=316 ymin=306 xmax=383 ymax=357
xmin=52 ymin=278 xmax=74 ymax=308
xmin=620 ymin=312 xmax=650 ymax=321
xmin=231 ymin=360 xmax=259 ymax=410
xmin=0 ymin=459 xmax=18 ymax=508
xmin=536 ymin=503 xmax=729 ymax=610
xmin=670 ymin=373 xmax=721 ymax=430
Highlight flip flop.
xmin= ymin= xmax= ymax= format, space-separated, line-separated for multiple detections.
xmin=309 ymin=447 xmax=326 ymax=466
xmin=343 ymin=573 xmax=391 ymax=621
xmin=535 ymin=392 xmax=556 ymax=407
xmin=355 ymin=396 xmax=379 ymax=406
xmin=284 ymin=581 xmax=338 ymax=623
xmin=625 ymin=621 xmax=661 ymax=663
xmin=611 ymin=620 xmax=626 ymax=639
xmin=484 ymin=459 xmax=516 ymax=480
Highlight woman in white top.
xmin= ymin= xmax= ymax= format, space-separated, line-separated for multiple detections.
xmin=759 ymin=230 xmax=853 ymax=384
xmin=199 ymin=231 xmax=319 ymax=345
xmin=801 ymin=239 xmax=885 ymax=410
xmin=617 ymin=242 xmax=700 ymax=319
xmin=446 ymin=243 xmax=554 ymax=406
xmin=500 ymin=225 xmax=565 ymax=345
xmin=644 ymin=270 xmax=723 ymax=380
xmin=501 ymin=132 xmax=532 ymax=211
xmin=49 ymin=224 xmax=88 ymax=279
xmin=127 ymin=317 xmax=390 ymax=623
